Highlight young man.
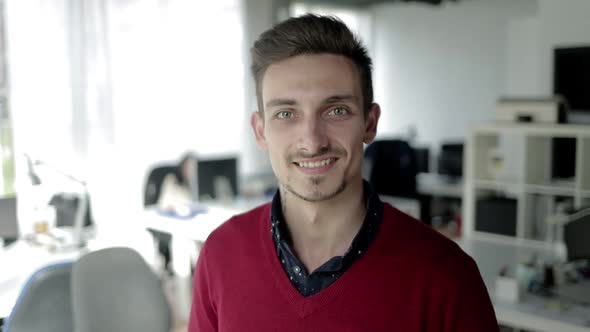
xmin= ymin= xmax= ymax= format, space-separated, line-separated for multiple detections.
xmin=189 ymin=14 xmax=498 ymax=331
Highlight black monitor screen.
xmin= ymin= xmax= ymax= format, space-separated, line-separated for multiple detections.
xmin=437 ymin=143 xmax=463 ymax=178
xmin=0 ymin=196 xmax=19 ymax=241
xmin=195 ymin=157 xmax=238 ymax=201
xmin=564 ymin=212 xmax=590 ymax=262
xmin=554 ymin=46 xmax=590 ymax=112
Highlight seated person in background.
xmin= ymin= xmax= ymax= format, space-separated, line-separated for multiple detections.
xmin=145 ymin=153 xmax=196 ymax=274
xmin=157 ymin=153 xmax=196 ymax=211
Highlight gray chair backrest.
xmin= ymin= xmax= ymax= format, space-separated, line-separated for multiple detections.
xmin=71 ymin=247 xmax=171 ymax=332
xmin=4 ymin=262 xmax=74 ymax=332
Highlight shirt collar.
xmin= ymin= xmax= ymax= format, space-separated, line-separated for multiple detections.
xmin=270 ymin=180 xmax=383 ymax=250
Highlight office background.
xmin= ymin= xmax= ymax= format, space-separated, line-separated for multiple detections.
xmin=1 ymin=0 xmax=590 ymax=331
xmin=1 ymin=0 xmax=589 ymax=236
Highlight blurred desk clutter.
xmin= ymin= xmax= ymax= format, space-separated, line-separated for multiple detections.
xmin=144 ymin=153 xmax=276 ymax=275
xmin=21 ymin=155 xmax=94 ymax=251
xmin=142 ymin=152 xmax=276 ymax=322
xmin=417 ymin=172 xmax=464 ymax=238
xmin=144 ymin=197 xmax=270 ymax=323
xmin=458 ymin=236 xmax=590 ymax=331
xmin=364 ymin=139 xmax=465 ymax=237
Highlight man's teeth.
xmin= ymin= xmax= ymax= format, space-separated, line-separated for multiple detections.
xmin=298 ymin=159 xmax=333 ymax=168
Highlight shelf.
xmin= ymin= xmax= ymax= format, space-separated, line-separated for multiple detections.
xmin=470 ymin=231 xmax=551 ymax=251
xmin=474 ymin=123 xmax=590 ymax=138
xmin=465 ymin=123 xmax=590 ymax=242
xmin=523 ymin=183 xmax=577 ymax=197
xmin=474 ymin=179 xmax=520 ymax=195
xmin=473 ymin=180 xmax=587 ymax=197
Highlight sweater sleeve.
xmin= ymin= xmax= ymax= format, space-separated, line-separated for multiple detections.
xmin=188 ymin=243 xmax=218 ymax=332
xmin=443 ymin=255 xmax=499 ymax=332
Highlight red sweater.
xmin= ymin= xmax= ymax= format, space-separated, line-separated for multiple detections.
xmin=189 ymin=203 xmax=498 ymax=331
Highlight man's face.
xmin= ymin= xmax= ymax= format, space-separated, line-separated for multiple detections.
xmin=251 ymin=54 xmax=380 ymax=202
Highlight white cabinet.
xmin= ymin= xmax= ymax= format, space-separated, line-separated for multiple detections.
xmin=463 ymin=123 xmax=590 ymax=244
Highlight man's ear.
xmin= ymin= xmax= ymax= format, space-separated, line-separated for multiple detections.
xmin=251 ymin=111 xmax=268 ymax=150
xmin=363 ymin=103 xmax=381 ymax=144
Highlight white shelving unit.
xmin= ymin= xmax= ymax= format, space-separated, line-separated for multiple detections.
xmin=463 ymin=123 xmax=590 ymax=244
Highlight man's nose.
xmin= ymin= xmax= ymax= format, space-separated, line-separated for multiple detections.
xmin=298 ymin=116 xmax=329 ymax=155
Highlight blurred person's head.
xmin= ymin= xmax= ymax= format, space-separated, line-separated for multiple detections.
xmin=175 ymin=153 xmax=196 ymax=186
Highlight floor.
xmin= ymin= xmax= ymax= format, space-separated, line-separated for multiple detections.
xmin=161 ymin=272 xmax=189 ymax=332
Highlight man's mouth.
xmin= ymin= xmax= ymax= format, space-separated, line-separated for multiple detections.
xmin=293 ymin=158 xmax=337 ymax=169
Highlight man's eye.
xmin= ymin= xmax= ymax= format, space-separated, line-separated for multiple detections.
xmin=327 ymin=107 xmax=349 ymax=116
xmin=276 ymin=111 xmax=293 ymax=119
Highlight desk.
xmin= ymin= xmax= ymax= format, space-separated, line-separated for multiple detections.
xmin=144 ymin=198 xmax=270 ymax=322
xmin=0 ymin=241 xmax=84 ymax=319
xmin=416 ymin=173 xmax=463 ymax=228
xmin=417 ymin=173 xmax=463 ymax=198
xmin=458 ymin=235 xmax=590 ymax=331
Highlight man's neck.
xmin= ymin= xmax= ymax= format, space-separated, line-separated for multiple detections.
xmin=280 ymin=179 xmax=366 ymax=272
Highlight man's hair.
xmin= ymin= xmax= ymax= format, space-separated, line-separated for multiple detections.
xmin=251 ymin=14 xmax=373 ymax=116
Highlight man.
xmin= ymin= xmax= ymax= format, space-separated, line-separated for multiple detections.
xmin=189 ymin=14 xmax=498 ymax=331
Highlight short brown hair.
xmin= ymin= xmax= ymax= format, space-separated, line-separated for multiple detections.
xmin=251 ymin=14 xmax=373 ymax=116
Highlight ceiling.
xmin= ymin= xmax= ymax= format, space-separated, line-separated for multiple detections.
xmin=293 ymin=0 xmax=459 ymax=7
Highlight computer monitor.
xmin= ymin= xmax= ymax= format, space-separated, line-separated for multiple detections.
xmin=563 ymin=209 xmax=590 ymax=263
xmin=48 ymin=193 xmax=93 ymax=228
xmin=0 ymin=196 xmax=19 ymax=245
xmin=437 ymin=143 xmax=464 ymax=178
xmin=554 ymin=46 xmax=590 ymax=118
xmin=552 ymin=46 xmax=590 ymax=179
xmin=193 ymin=157 xmax=238 ymax=202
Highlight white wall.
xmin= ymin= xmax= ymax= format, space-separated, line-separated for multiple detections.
xmin=504 ymin=15 xmax=540 ymax=96
xmin=371 ymin=0 xmax=535 ymax=151
xmin=240 ymin=0 xmax=276 ymax=177
xmin=505 ymin=0 xmax=590 ymax=96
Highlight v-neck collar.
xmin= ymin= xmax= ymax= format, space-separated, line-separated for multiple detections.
xmin=259 ymin=203 xmax=391 ymax=318
xmin=269 ymin=181 xmax=384 ymax=297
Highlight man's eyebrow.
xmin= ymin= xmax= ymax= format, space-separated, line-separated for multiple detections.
xmin=323 ymin=95 xmax=359 ymax=104
xmin=264 ymin=95 xmax=359 ymax=109
xmin=265 ymin=98 xmax=297 ymax=109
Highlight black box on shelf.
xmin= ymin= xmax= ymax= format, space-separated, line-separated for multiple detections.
xmin=475 ymin=197 xmax=517 ymax=236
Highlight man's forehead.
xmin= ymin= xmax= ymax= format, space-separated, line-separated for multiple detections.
xmin=261 ymin=54 xmax=362 ymax=107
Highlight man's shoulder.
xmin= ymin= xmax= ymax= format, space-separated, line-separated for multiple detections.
xmin=381 ymin=203 xmax=474 ymax=269
xmin=203 ymin=202 xmax=271 ymax=251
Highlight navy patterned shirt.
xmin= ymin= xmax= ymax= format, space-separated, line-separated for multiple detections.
xmin=270 ymin=181 xmax=384 ymax=297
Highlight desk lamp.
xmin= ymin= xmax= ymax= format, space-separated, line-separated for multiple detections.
xmin=25 ymin=154 xmax=89 ymax=249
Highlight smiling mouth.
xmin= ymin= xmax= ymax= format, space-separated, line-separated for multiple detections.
xmin=293 ymin=158 xmax=337 ymax=169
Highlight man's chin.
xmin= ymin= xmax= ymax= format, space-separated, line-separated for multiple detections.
xmin=285 ymin=180 xmax=347 ymax=203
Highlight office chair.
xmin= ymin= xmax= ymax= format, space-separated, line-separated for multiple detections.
xmin=364 ymin=139 xmax=418 ymax=199
xmin=71 ymin=247 xmax=171 ymax=332
xmin=144 ymin=165 xmax=178 ymax=206
xmin=3 ymin=262 xmax=74 ymax=332
xmin=549 ymin=207 xmax=590 ymax=305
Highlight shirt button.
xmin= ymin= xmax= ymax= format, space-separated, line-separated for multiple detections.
xmin=293 ymin=266 xmax=301 ymax=274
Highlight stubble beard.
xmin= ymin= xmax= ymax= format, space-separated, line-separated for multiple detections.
xmin=284 ymin=176 xmax=347 ymax=202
